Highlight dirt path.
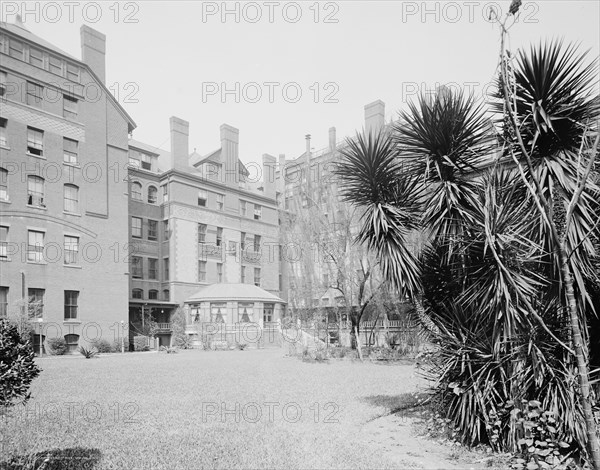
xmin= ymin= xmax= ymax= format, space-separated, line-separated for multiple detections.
xmin=361 ymin=411 xmax=508 ymax=470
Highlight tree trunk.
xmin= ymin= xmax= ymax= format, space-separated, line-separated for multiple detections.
xmin=354 ymin=326 xmax=363 ymax=362
xmin=559 ymin=244 xmax=600 ymax=468
xmin=414 ymin=295 xmax=439 ymax=337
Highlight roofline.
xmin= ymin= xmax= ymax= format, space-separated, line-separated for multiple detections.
xmin=0 ymin=24 xmax=137 ymax=133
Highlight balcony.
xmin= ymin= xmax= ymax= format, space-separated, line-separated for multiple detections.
xmin=156 ymin=323 xmax=172 ymax=332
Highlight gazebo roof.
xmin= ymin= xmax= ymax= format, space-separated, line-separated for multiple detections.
xmin=186 ymin=284 xmax=286 ymax=304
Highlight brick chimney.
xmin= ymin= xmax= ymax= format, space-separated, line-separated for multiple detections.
xmin=262 ymin=154 xmax=276 ymax=199
xmin=329 ymin=127 xmax=336 ymax=152
xmin=365 ymin=100 xmax=385 ymax=136
xmin=80 ymin=26 xmax=106 ymax=84
xmin=221 ymin=124 xmax=239 ymax=187
xmin=170 ymin=117 xmax=189 ymax=170
xmin=277 ymin=154 xmax=286 ymax=200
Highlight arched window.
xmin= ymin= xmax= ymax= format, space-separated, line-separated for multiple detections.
xmin=64 ymin=334 xmax=79 ymax=353
xmin=27 ymin=175 xmax=45 ymax=207
xmin=148 ymin=289 xmax=158 ymax=300
xmin=132 ymin=289 xmax=143 ymax=299
xmin=0 ymin=168 xmax=8 ymax=201
xmin=63 ymin=184 xmax=79 ymax=213
xmin=147 ymin=186 xmax=157 ymax=204
xmin=131 ymin=182 xmax=142 ymax=200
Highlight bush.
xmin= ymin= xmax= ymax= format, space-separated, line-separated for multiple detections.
xmin=0 ymin=319 xmax=42 ymax=408
xmin=133 ymin=336 xmax=149 ymax=351
xmin=159 ymin=346 xmax=179 ymax=354
xmin=78 ymin=346 xmax=98 ymax=359
xmin=47 ymin=337 xmax=68 ymax=355
xmin=91 ymin=339 xmax=113 ymax=353
xmin=236 ymin=343 xmax=248 ymax=350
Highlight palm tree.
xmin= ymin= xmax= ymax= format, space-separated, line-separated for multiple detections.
xmin=336 ymin=39 xmax=600 ymax=465
xmin=496 ymin=37 xmax=600 ymax=467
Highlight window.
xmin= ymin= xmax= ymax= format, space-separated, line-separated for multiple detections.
xmin=240 ymin=200 xmax=247 ymax=216
xmin=323 ymin=273 xmax=329 ymax=287
xmin=216 ymin=194 xmax=224 ymax=211
xmin=147 ymin=220 xmax=157 ymax=240
xmin=131 ymin=182 xmax=142 ymax=200
xmin=163 ymin=220 xmax=169 ymax=240
xmin=63 ymin=184 xmax=79 ymax=213
xmin=228 ymin=240 xmax=237 ymax=253
xmin=63 ymin=138 xmax=78 ymax=164
xmin=64 ymin=291 xmax=78 ymax=320
xmin=28 ymin=47 xmax=44 ymax=67
xmin=254 ymin=235 xmax=261 ymax=253
xmin=216 ymin=227 xmax=223 ymax=247
xmin=27 ymin=128 xmax=44 ymax=156
xmin=217 ymin=263 xmax=223 ymax=282
xmin=162 ymin=185 xmax=168 ymax=202
xmin=147 ymin=186 xmax=157 ymax=204
xmin=0 ymin=287 xmax=7 ymax=318
xmin=0 ymin=72 xmax=6 ymax=97
xmin=63 ymin=95 xmax=78 ymax=120
xmin=27 ymin=176 xmax=45 ymax=207
xmin=49 ymin=55 xmax=63 ymax=75
xmin=64 ymin=236 xmax=79 ymax=265
xmin=128 ymin=156 xmax=140 ymax=168
xmin=27 ymin=231 xmax=44 ymax=262
xmin=164 ymin=258 xmax=169 ymax=280
xmin=198 ymin=261 xmax=207 ymax=282
xmin=0 ymin=226 xmax=7 ymax=259
xmin=0 ymin=118 xmax=7 ymax=146
xmin=9 ymin=39 xmax=23 ymax=59
xmin=197 ymin=224 xmax=207 ymax=243
xmin=26 ymin=82 xmax=43 ymax=108
xmin=28 ymin=288 xmax=44 ymax=317
xmin=211 ymin=302 xmax=226 ymax=323
xmin=163 ymin=290 xmax=170 ymax=301
xmin=238 ymin=302 xmax=254 ymax=323
xmin=240 ymin=266 xmax=246 ymax=284
xmin=132 ymin=288 xmax=143 ymax=299
xmin=263 ymin=303 xmax=274 ymax=323
xmin=254 ymin=268 xmax=261 ymax=287
xmin=254 ymin=205 xmax=262 ymax=220
xmin=240 ymin=232 xmax=246 ymax=251
xmin=66 ymin=63 xmax=80 ymax=82
xmin=141 ymin=154 xmax=152 ymax=171
xmin=198 ymin=189 xmax=207 ymax=207
xmin=148 ymin=290 xmax=158 ymax=300
xmin=148 ymin=258 xmax=158 ymax=280
xmin=131 ymin=217 xmax=142 ymax=238
xmin=0 ymin=168 xmax=7 ymax=201
xmin=64 ymin=334 xmax=79 ymax=353
xmin=131 ymin=256 xmax=142 ymax=278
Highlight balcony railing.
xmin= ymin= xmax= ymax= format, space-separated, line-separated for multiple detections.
xmin=156 ymin=323 xmax=172 ymax=331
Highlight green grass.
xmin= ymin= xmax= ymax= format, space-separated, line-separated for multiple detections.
xmin=0 ymin=349 xmax=424 ymax=469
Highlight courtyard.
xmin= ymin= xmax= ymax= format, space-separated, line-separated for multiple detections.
xmin=0 ymin=349 xmax=504 ymax=470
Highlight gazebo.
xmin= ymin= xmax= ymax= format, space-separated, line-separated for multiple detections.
xmin=184 ymin=283 xmax=286 ymax=326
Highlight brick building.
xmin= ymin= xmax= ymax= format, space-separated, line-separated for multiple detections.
xmin=127 ymin=118 xmax=283 ymax=347
xmin=0 ymin=18 xmax=135 ymax=351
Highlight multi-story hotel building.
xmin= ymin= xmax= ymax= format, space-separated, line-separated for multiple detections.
xmin=127 ymin=118 xmax=284 ymax=347
xmin=0 ymin=18 xmax=135 ymax=351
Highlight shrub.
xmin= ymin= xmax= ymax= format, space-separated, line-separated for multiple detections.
xmin=159 ymin=346 xmax=179 ymax=354
xmin=78 ymin=346 xmax=98 ymax=359
xmin=47 ymin=337 xmax=67 ymax=355
xmin=91 ymin=339 xmax=113 ymax=353
xmin=0 ymin=319 xmax=42 ymax=408
xmin=236 ymin=343 xmax=248 ymax=350
xmin=133 ymin=336 xmax=149 ymax=351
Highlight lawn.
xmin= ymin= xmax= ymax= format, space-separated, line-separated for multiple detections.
xmin=1 ymin=349 xmax=428 ymax=470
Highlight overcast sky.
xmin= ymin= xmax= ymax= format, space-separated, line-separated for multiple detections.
xmin=3 ymin=1 xmax=599 ymax=164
